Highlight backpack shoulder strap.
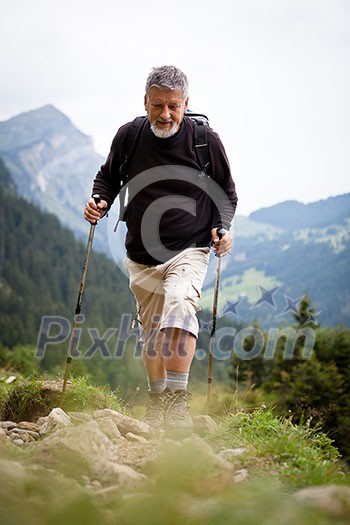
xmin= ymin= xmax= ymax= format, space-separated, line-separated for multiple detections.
xmin=119 ymin=116 xmax=147 ymax=183
xmin=115 ymin=116 xmax=147 ymax=228
xmin=186 ymin=113 xmax=211 ymax=176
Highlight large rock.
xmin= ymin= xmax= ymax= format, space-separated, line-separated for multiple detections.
xmin=295 ymin=484 xmax=350 ymax=518
xmin=193 ymin=415 xmax=218 ymax=435
xmin=34 ymin=419 xmax=146 ymax=488
xmin=97 ymin=416 xmax=123 ymax=442
xmin=38 ymin=407 xmax=72 ymax=435
xmin=93 ymin=409 xmax=153 ymax=438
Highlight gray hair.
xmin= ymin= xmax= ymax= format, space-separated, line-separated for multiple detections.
xmin=145 ymin=65 xmax=189 ymax=100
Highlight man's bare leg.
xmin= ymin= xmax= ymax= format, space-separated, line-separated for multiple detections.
xmin=162 ymin=327 xmax=196 ymax=372
xmin=143 ymin=328 xmax=196 ymax=379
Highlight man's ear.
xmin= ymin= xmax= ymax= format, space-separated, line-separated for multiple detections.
xmin=144 ymin=94 xmax=148 ymax=111
xmin=184 ymin=97 xmax=189 ymax=111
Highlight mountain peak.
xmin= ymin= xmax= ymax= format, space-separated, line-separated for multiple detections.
xmin=1 ymin=103 xmax=71 ymax=125
xmin=0 ymin=104 xmax=77 ymax=152
xmin=0 ymin=105 xmax=103 ymax=235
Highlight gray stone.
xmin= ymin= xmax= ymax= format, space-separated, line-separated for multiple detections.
xmin=93 ymin=409 xmax=153 ymax=438
xmin=192 ymin=415 xmax=218 ymax=434
xmin=12 ymin=439 xmax=25 ymax=446
xmin=18 ymin=421 xmax=41 ymax=432
xmin=0 ymin=421 xmax=17 ymax=430
xmin=39 ymin=407 xmax=71 ymax=435
xmin=40 ymin=419 xmax=117 ymax=461
xmin=218 ymin=448 xmax=247 ymax=461
xmin=68 ymin=412 xmax=93 ymax=424
xmin=234 ymin=468 xmax=249 ymax=482
xmin=97 ymin=461 xmax=147 ymax=487
xmin=9 ymin=431 xmax=35 ymax=443
xmin=295 ymin=484 xmax=350 ymax=517
xmin=35 ymin=419 xmax=145 ymax=487
xmin=5 ymin=375 xmax=17 ymax=384
xmin=97 ymin=417 xmax=122 ymax=441
xmin=125 ymin=432 xmax=148 ymax=443
xmin=10 ymin=428 xmax=40 ymax=439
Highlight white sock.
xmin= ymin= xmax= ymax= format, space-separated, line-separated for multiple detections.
xmin=148 ymin=378 xmax=166 ymax=393
xmin=166 ymin=371 xmax=189 ymax=392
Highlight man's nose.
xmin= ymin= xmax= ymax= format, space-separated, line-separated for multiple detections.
xmin=160 ymin=106 xmax=171 ymax=120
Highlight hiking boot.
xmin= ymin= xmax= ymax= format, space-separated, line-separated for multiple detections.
xmin=163 ymin=388 xmax=193 ymax=434
xmin=142 ymin=391 xmax=165 ymax=429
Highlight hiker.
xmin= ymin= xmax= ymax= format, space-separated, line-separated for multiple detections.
xmin=84 ymin=65 xmax=238 ymax=431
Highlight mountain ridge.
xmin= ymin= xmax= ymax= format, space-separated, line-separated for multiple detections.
xmin=1 ymin=105 xmax=349 ymax=328
xmin=249 ymin=193 xmax=350 ymax=230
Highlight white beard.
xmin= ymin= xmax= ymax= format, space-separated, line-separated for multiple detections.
xmin=150 ymin=119 xmax=178 ymax=138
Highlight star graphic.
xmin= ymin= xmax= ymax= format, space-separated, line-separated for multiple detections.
xmin=253 ymin=285 xmax=280 ymax=309
xmin=306 ymin=310 xmax=321 ymax=325
xmin=223 ymin=298 xmax=243 ymax=318
xmin=280 ymin=294 xmax=305 ymax=316
xmin=199 ymin=319 xmax=212 ymax=334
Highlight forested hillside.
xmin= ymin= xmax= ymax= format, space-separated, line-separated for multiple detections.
xmin=0 ymin=161 xmax=135 ymax=389
xmin=202 ymin=194 xmax=350 ymax=328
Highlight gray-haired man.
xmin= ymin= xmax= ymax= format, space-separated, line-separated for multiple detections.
xmin=84 ymin=65 xmax=238 ymax=432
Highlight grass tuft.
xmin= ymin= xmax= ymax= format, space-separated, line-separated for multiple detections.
xmin=210 ymin=408 xmax=349 ymax=488
xmin=0 ymin=376 xmax=123 ymax=422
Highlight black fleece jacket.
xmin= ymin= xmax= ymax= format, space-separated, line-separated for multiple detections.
xmin=92 ymin=116 xmax=238 ymax=265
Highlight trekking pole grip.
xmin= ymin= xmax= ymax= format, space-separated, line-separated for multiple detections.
xmin=92 ymin=193 xmax=101 ymax=225
xmin=217 ymin=228 xmax=226 ymax=239
xmin=215 ymin=228 xmax=227 ymax=257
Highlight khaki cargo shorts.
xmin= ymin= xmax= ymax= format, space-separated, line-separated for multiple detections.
xmin=125 ymin=247 xmax=210 ymax=353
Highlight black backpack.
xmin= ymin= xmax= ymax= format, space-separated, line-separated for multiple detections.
xmin=115 ymin=112 xmax=211 ymax=227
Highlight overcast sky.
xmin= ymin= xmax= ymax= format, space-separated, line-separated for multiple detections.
xmin=1 ymin=0 xmax=349 ymax=215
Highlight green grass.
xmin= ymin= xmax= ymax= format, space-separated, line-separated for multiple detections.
xmin=0 ymin=376 xmax=123 ymax=421
xmin=201 ymin=268 xmax=282 ymax=311
xmin=211 ymin=408 xmax=348 ymax=488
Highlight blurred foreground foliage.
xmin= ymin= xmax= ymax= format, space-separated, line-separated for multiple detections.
xmin=0 ymin=405 xmax=349 ymax=525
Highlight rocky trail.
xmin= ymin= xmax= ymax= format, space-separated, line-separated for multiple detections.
xmin=0 ymin=404 xmax=248 ymax=492
xmin=1 ymin=382 xmax=350 ymax=523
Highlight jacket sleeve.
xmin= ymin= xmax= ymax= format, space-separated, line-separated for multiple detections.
xmin=208 ymin=130 xmax=238 ymax=231
xmin=91 ymin=123 xmax=130 ymax=210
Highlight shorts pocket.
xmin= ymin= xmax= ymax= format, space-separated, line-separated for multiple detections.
xmin=191 ymin=281 xmax=202 ymax=299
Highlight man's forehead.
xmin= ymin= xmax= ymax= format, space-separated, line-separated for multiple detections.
xmin=148 ymin=87 xmax=184 ymax=102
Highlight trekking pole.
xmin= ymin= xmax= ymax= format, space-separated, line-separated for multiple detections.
xmin=206 ymin=228 xmax=225 ymax=415
xmin=60 ymin=194 xmax=102 ymax=402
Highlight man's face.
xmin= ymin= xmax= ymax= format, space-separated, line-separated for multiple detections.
xmin=144 ymin=86 xmax=189 ymax=138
